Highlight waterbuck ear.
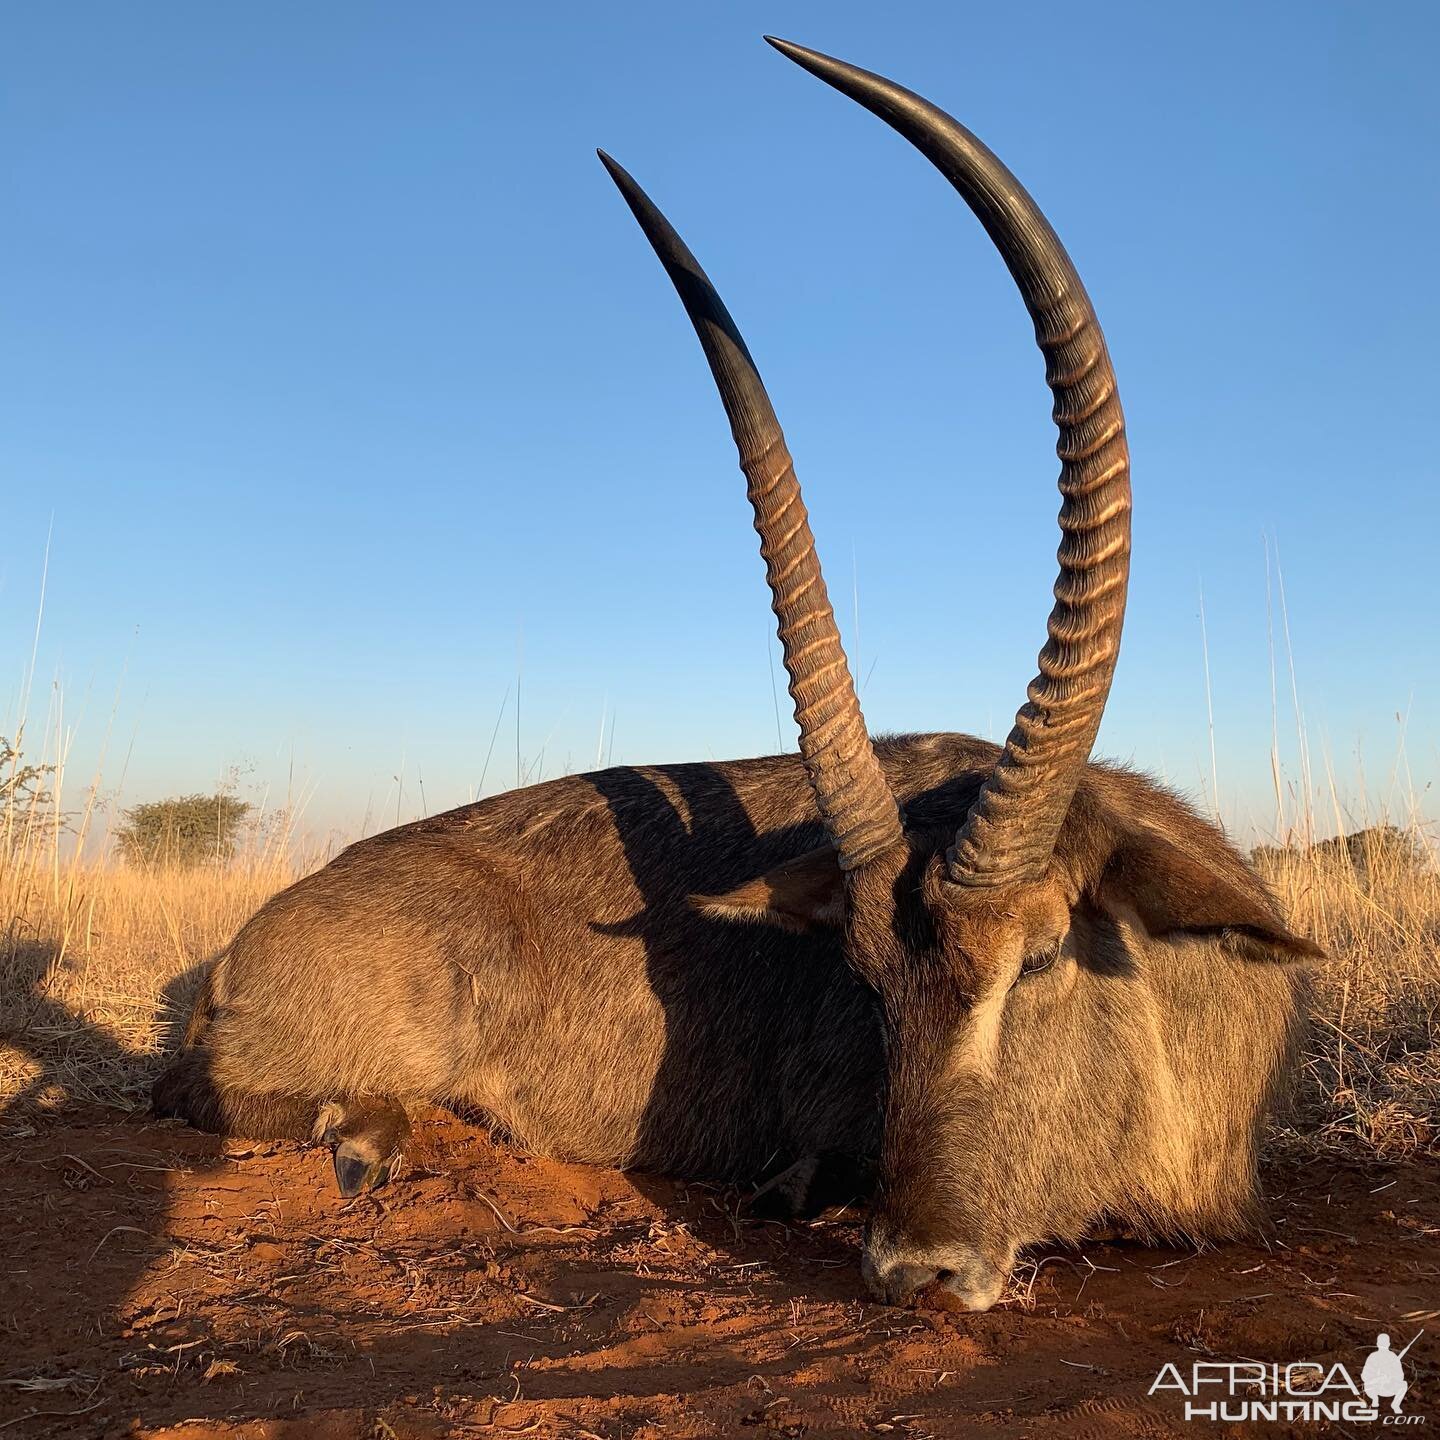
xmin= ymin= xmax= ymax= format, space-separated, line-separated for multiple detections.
xmin=1095 ymin=827 xmax=1326 ymax=964
xmin=691 ymin=848 xmax=844 ymax=934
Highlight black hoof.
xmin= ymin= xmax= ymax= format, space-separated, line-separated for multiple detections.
xmin=332 ymin=1139 xmax=393 ymax=1197
xmin=317 ymin=1097 xmax=410 ymax=1198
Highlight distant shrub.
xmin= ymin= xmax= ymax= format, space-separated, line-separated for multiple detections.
xmin=1253 ymin=824 xmax=1431 ymax=879
xmin=115 ymin=793 xmax=253 ymax=868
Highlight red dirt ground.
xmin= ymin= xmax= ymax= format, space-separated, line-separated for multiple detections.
xmin=2 ymin=1106 xmax=1436 ymax=1438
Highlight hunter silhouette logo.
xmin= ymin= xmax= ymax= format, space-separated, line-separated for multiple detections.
xmin=1363 ymin=1332 xmax=1419 ymax=1415
xmin=1149 ymin=1329 xmax=1425 ymax=1424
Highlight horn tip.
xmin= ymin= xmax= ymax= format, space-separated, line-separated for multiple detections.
xmin=763 ymin=35 xmax=812 ymax=62
xmin=762 ymin=36 xmax=864 ymax=93
xmin=596 ymin=149 xmax=642 ymax=204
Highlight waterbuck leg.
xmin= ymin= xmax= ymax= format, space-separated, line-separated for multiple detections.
xmin=315 ymin=1097 xmax=411 ymax=1198
xmin=749 ymin=1155 xmax=821 ymax=1220
xmin=751 ymin=1150 xmax=873 ymax=1221
xmin=151 ymin=1052 xmax=317 ymax=1140
xmin=803 ymin=1150 xmax=874 ymax=1217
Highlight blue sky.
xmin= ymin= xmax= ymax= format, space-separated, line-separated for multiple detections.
xmin=4 ymin=2 xmax=1436 ymax=846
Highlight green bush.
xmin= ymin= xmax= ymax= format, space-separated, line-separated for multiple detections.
xmin=115 ymin=793 xmax=252 ymax=868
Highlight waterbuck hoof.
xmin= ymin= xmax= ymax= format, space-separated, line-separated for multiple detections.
xmin=315 ymin=1096 xmax=410 ymax=1198
xmin=333 ymin=1140 xmax=394 ymax=1198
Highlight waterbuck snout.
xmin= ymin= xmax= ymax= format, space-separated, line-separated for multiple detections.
xmin=611 ymin=38 xmax=1321 ymax=1307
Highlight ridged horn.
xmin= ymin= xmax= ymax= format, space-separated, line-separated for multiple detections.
xmin=599 ymin=150 xmax=904 ymax=871
xmin=768 ymin=38 xmax=1131 ymax=889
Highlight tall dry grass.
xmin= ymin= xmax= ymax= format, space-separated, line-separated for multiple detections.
xmin=1 ymin=855 xmax=296 ymax=1116
xmin=2 ymin=699 xmax=309 ymax=1118
xmin=1258 ymin=829 xmax=1439 ymax=1159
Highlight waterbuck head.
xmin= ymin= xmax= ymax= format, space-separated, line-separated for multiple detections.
xmin=603 ymin=39 xmax=1321 ymax=1310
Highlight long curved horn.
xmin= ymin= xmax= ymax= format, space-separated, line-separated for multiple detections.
xmin=768 ymin=38 xmax=1131 ymax=889
xmin=599 ymin=151 xmax=904 ymax=870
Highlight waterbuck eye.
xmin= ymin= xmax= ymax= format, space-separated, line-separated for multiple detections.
xmin=1019 ymin=941 xmax=1061 ymax=978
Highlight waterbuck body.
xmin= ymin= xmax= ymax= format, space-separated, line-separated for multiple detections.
xmin=157 ymin=39 xmax=1323 ymax=1308
xmin=159 ymin=747 xmax=886 ymax=1187
xmin=156 ymin=734 xmax=1306 ymax=1272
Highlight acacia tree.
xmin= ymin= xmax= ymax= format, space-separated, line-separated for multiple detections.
xmin=116 ymin=793 xmax=253 ymax=867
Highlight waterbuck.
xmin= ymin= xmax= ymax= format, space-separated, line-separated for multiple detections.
xmin=154 ymin=38 xmax=1319 ymax=1310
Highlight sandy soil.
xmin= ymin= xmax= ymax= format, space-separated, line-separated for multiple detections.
xmin=2 ymin=1106 xmax=1435 ymax=1438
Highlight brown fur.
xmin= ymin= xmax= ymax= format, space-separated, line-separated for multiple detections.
xmin=155 ymin=732 xmax=1312 ymax=1293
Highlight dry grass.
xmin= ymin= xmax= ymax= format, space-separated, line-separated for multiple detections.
xmin=2 ymin=793 xmax=1437 ymax=1160
xmin=1257 ymin=829 xmax=1440 ymax=1159
xmin=1 ymin=852 xmax=296 ymax=1115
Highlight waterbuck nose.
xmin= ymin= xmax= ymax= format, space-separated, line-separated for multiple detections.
xmin=860 ymin=1247 xmax=943 ymax=1306
xmin=861 ymin=1231 xmax=1012 ymax=1311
